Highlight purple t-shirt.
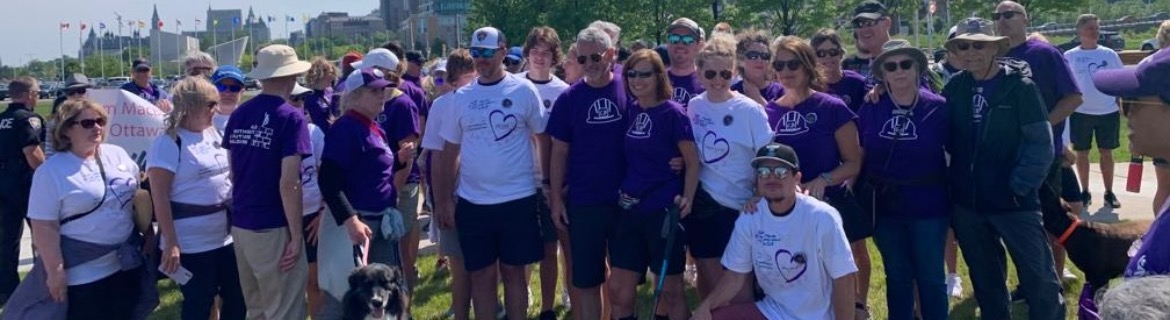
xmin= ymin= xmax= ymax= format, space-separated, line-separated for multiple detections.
xmin=403 ymin=74 xmax=422 ymax=89
xmin=827 ymin=70 xmax=870 ymax=113
xmin=1004 ymin=39 xmax=1082 ymax=153
xmin=765 ymin=92 xmax=857 ymax=186
xmin=857 ymin=90 xmax=950 ymax=219
xmin=324 ymin=112 xmax=398 ymax=212
xmin=621 ymin=100 xmax=693 ymax=213
xmin=972 ymin=72 xmax=1002 ymax=145
xmin=731 ymin=81 xmax=785 ymax=102
xmin=223 ymin=94 xmax=312 ymax=230
xmin=376 ymin=91 xmax=421 ymax=184
xmin=1126 ymin=203 xmax=1170 ymax=277
xmin=669 ymin=71 xmax=705 ymax=108
xmin=546 ymin=79 xmax=630 ymax=206
xmin=304 ymin=88 xmax=335 ymax=131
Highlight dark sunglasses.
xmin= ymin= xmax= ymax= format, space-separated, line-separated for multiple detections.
xmin=744 ymin=51 xmax=771 ymax=61
xmin=577 ymin=53 xmax=603 ymax=65
xmin=69 ymin=117 xmax=107 ymax=129
xmin=291 ymin=95 xmax=307 ymax=103
xmin=755 ymin=166 xmax=790 ymax=178
xmin=1121 ymin=99 xmax=1170 ymax=117
xmin=216 ymin=83 xmax=243 ymax=93
xmin=816 ymin=48 xmax=843 ymax=58
xmin=667 ymin=34 xmax=697 ymax=45
xmin=470 ymin=47 xmax=499 ymax=59
xmin=67 ymin=88 xmax=87 ymax=95
xmin=882 ymin=60 xmax=916 ymax=72
xmin=953 ymin=41 xmax=987 ymax=51
xmin=992 ymin=11 xmax=1023 ymax=20
xmin=703 ymin=70 xmax=733 ymax=80
xmin=852 ymin=18 xmax=883 ymax=29
xmin=772 ymin=59 xmax=802 ymax=71
xmin=625 ymin=70 xmax=656 ymax=79
xmin=434 ymin=78 xmax=445 ymax=86
xmin=505 ymin=58 xmax=522 ymax=66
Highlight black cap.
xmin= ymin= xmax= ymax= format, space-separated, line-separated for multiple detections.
xmin=854 ymin=0 xmax=888 ymax=21
xmin=64 ymin=73 xmax=92 ymax=89
xmin=752 ymin=143 xmax=800 ymax=170
xmin=132 ymin=58 xmax=151 ymax=71
xmin=405 ymin=50 xmax=425 ymax=64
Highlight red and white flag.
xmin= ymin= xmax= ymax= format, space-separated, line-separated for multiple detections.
xmin=80 ymin=23 xmax=87 ymax=30
xmin=59 ymin=22 xmax=70 ymax=31
xmin=157 ymin=20 xmax=164 ymax=28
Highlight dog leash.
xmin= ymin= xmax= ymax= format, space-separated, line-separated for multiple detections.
xmin=353 ymin=244 xmax=366 ymax=268
xmin=1056 ymin=217 xmax=1082 ymax=247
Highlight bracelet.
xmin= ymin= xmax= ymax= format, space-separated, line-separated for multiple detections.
xmin=820 ymin=172 xmax=834 ymax=185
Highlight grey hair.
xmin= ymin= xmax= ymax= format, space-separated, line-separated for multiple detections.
xmin=577 ymin=27 xmax=614 ymax=50
xmin=1099 ymin=276 xmax=1170 ymax=320
xmin=184 ymin=51 xmax=216 ymax=69
xmin=589 ymin=20 xmax=621 ymax=44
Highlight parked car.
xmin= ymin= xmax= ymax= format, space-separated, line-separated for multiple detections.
xmin=107 ymin=76 xmax=130 ymax=89
xmin=0 ymin=84 xmax=8 ymax=101
xmin=1057 ymin=30 xmax=1126 ymax=51
xmin=1151 ymin=12 xmax=1169 ymax=21
xmin=243 ymin=77 xmax=260 ymax=90
xmin=1142 ymin=38 xmax=1163 ymax=51
xmin=39 ymin=84 xmax=56 ymax=99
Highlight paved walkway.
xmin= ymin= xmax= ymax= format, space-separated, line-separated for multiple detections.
xmin=16 ymin=162 xmax=1162 ymax=272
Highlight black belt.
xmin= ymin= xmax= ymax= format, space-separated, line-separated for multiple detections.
xmin=171 ymin=201 xmax=230 ymax=220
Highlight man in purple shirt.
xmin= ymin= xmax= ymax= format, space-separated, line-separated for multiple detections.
xmin=222 ymin=44 xmax=312 ymax=319
xmin=665 ymin=18 xmax=706 ymax=107
xmin=547 ymin=27 xmax=629 ymax=320
xmin=120 ymin=58 xmax=173 ymax=111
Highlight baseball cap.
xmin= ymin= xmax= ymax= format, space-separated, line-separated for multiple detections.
xmin=853 ymin=0 xmax=888 ymax=21
xmin=432 ymin=59 xmax=448 ymax=74
xmin=351 ymin=48 xmax=400 ymax=71
xmin=1092 ymin=49 xmax=1170 ymax=103
xmin=471 ymin=27 xmax=505 ymax=49
xmin=405 ymin=51 xmax=425 ymax=65
xmin=342 ymin=69 xmax=394 ymax=95
xmin=751 ymin=143 xmax=800 ymax=170
xmin=132 ymin=58 xmax=151 ymax=71
xmin=211 ymin=65 xmax=246 ymax=84
xmin=340 ymin=51 xmax=364 ymax=70
xmin=506 ymin=47 xmax=523 ymax=61
xmin=666 ymin=18 xmax=705 ymax=40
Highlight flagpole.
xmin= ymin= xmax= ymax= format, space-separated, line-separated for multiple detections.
xmin=100 ymin=28 xmax=106 ymax=80
xmin=176 ymin=20 xmax=182 ymax=78
xmin=60 ymin=23 xmax=65 ymax=83
xmin=117 ymin=16 xmax=125 ymax=77
xmin=79 ymin=22 xmax=85 ymax=75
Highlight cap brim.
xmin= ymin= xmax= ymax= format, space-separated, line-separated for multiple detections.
xmin=134 ymin=66 xmax=151 ymax=71
xmin=666 ymin=25 xmax=701 ymax=37
xmin=1092 ymin=68 xmax=1143 ymax=98
xmin=751 ymin=157 xmax=798 ymax=169
xmin=854 ymin=13 xmax=884 ymax=21
xmin=365 ymin=79 xmax=393 ymax=90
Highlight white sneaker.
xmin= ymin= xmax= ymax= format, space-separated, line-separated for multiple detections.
xmin=946 ymin=273 xmax=963 ymax=298
xmin=1063 ymin=267 xmax=1078 ymax=280
xmin=684 ymin=264 xmax=698 ymax=287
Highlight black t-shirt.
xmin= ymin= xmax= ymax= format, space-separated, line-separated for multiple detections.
xmin=0 ymin=103 xmax=44 ymax=190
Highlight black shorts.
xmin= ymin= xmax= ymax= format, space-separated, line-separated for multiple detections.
xmin=303 ymin=212 xmax=320 ymax=263
xmin=682 ymin=187 xmax=740 ymax=259
xmin=825 ymin=188 xmax=872 ymax=242
xmin=1040 ymin=159 xmax=1064 ymax=217
xmin=1070 ymin=112 xmax=1121 ymax=151
xmin=535 ymin=192 xmax=559 ymax=244
xmin=609 ymin=209 xmax=686 ymax=276
xmin=1155 ymin=158 xmax=1169 ymax=168
xmin=455 ymin=195 xmax=544 ymax=271
xmin=567 ymin=204 xmax=620 ymax=288
xmin=1060 ymin=166 xmax=1082 ymax=202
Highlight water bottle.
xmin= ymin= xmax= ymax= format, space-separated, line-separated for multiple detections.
xmin=1127 ymin=156 xmax=1143 ymax=193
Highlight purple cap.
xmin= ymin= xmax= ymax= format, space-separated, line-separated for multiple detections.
xmin=342 ymin=68 xmax=393 ymax=95
xmin=1092 ymin=49 xmax=1170 ymax=103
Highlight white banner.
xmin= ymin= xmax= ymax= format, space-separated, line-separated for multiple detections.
xmin=88 ymin=89 xmax=168 ymax=168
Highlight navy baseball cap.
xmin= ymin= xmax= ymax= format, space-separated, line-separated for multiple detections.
xmin=211 ymin=65 xmax=246 ymax=84
xmin=1092 ymin=49 xmax=1170 ymax=103
xmin=506 ymin=47 xmax=523 ymax=61
xmin=132 ymin=58 xmax=151 ymax=71
xmin=854 ymin=0 xmax=888 ymax=21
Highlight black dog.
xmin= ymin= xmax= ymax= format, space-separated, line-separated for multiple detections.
xmin=1041 ymin=199 xmax=1151 ymax=295
xmin=342 ymin=263 xmax=407 ymax=320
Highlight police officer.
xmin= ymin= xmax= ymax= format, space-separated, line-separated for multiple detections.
xmin=0 ymin=76 xmax=46 ymax=303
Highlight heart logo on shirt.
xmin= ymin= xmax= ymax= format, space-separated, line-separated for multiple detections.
xmin=489 ymin=109 xmax=518 ymax=141
xmin=774 ymin=249 xmax=808 ymax=283
xmin=701 ymin=131 xmax=730 ymax=164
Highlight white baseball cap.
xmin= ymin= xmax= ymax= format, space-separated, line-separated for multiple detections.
xmin=351 ymin=48 xmax=400 ymax=71
xmin=470 ymin=27 xmax=505 ymax=49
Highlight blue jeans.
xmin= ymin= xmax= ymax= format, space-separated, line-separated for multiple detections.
xmin=873 ymin=216 xmax=949 ymax=320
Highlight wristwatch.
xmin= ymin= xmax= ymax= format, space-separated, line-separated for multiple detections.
xmin=820 ymin=172 xmax=834 ymax=185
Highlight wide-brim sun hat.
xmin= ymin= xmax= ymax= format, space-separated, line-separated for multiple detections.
xmin=249 ymin=44 xmax=311 ymax=80
xmin=872 ymin=39 xmax=929 ymax=81
xmin=945 ymin=18 xmax=1010 ymax=57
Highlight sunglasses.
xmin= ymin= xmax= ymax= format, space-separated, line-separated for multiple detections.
xmin=744 ymin=51 xmax=772 ymax=61
xmin=816 ymin=48 xmax=843 ymax=58
xmin=216 ymin=83 xmax=243 ymax=93
xmin=772 ymin=59 xmax=802 ymax=71
xmin=67 ymin=88 xmax=87 ymax=95
xmin=953 ymin=41 xmax=987 ymax=51
xmin=505 ymin=58 xmax=522 ymax=66
xmin=434 ymin=78 xmax=445 ymax=86
xmin=703 ymin=70 xmax=733 ymax=80
xmin=470 ymin=47 xmax=499 ymax=59
xmin=992 ymin=11 xmax=1023 ymax=20
xmin=667 ymin=34 xmax=698 ymax=45
xmin=1121 ymin=99 xmax=1170 ymax=117
xmin=755 ymin=166 xmax=791 ymax=178
xmin=69 ymin=117 xmax=107 ymax=129
xmin=882 ymin=60 xmax=916 ymax=72
xmin=852 ymin=18 xmax=883 ymax=29
xmin=625 ymin=69 xmax=656 ymax=79
xmin=577 ymin=53 xmax=603 ymax=65
xmin=291 ymin=95 xmax=307 ymax=103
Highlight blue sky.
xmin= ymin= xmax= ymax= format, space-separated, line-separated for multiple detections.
xmin=1 ymin=0 xmax=379 ymax=65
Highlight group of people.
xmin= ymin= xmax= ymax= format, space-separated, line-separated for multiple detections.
xmin=1 ymin=0 xmax=1170 ymax=319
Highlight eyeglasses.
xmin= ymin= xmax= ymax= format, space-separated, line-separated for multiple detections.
xmin=505 ymin=58 xmax=523 ymax=66
xmin=434 ymin=78 xmax=445 ymax=86
xmin=755 ymin=166 xmax=791 ymax=178
xmin=703 ymin=70 xmax=733 ymax=80
xmin=67 ymin=88 xmax=87 ymax=95
xmin=815 ymin=48 xmax=843 ymax=58
xmin=667 ymin=34 xmax=697 ymax=45
xmin=1121 ymin=99 xmax=1169 ymax=117
xmin=744 ymin=51 xmax=772 ymax=61
xmin=216 ymin=83 xmax=243 ymax=93
xmin=470 ymin=47 xmax=499 ymax=59
xmin=882 ymin=60 xmax=915 ymax=72
xmin=69 ymin=117 xmax=107 ymax=129
xmin=953 ymin=41 xmax=987 ymax=51
xmin=772 ymin=59 xmax=802 ymax=71
xmin=852 ymin=18 xmax=883 ymax=29
xmin=577 ymin=53 xmax=603 ymax=64
xmin=625 ymin=70 xmax=656 ymax=79
xmin=992 ymin=11 xmax=1023 ymax=20
xmin=291 ymin=95 xmax=306 ymax=103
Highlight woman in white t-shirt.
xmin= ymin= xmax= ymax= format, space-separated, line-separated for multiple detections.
xmin=288 ymin=83 xmax=328 ymax=317
xmin=22 ymin=99 xmax=146 ymax=319
xmin=684 ymin=34 xmax=774 ymax=302
xmin=146 ymin=77 xmax=244 ymax=320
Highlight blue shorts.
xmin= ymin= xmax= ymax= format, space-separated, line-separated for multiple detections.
xmin=455 ymin=195 xmax=544 ymax=271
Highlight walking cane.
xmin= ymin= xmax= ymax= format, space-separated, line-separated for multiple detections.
xmin=650 ymin=205 xmax=681 ymax=318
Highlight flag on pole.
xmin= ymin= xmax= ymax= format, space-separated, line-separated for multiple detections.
xmin=100 ymin=22 xmax=107 ymax=29
xmin=157 ymin=20 xmax=164 ymax=28
xmin=268 ymin=16 xmax=275 ymax=22
xmin=232 ymin=17 xmax=240 ymax=26
xmin=287 ymin=16 xmax=296 ymax=22
xmin=128 ymin=20 xmax=134 ymax=27
xmin=302 ymin=14 xmax=309 ymax=21
xmin=195 ymin=18 xmax=202 ymax=24
xmin=60 ymin=22 xmax=70 ymax=30
xmin=138 ymin=20 xmax=145 ymax=28
xmin=213 ymin=19 xmax=219 ymax=26
xmin=176 ymin=19 xmax=181 ymax=26
xmin=81 ymin=23 xmax=87 ymax=30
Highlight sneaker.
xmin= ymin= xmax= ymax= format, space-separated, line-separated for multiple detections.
xmin=946 ymin=273 xmax=963 ymax=298
xmin=1063 ymin=267 xmax=1078 ymax=280
xmin=539 ymin=310 xmax=557 ymax=320
xmin=560 ymin=287 xmax=571 ymax=310
xmin=684 ymin=264 xmax=698 ymax=287
xmin=1082 ymin=191 xmax=1092 ymax=207
xmin=1104 ymin=191 xmax=1121 ymax=209
xmin=855 ymin=303 xmax=871 ymax=320
xmin=1010 ymin=289 xmax=1025 ymax=303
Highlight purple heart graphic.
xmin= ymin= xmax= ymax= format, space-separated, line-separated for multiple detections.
xmin=701 ymin=131 xmax=730 ymax=164
xmin=774 ymin=249 xmax=808 ymax=283
xmin=489 ymin=110 xmax=519 ymax=141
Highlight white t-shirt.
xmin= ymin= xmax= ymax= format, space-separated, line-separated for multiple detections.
xmin=146 ymin=129 xmax=233 ymax=254
xmin=1064 ymin=46 xmax=1124 ymax=115
xmin=302 ymin=123 xmax=325 ymax=215
xmin=439 ymin=73 xmax=548 ymax=205
xmin=688 ymin=92 xmax=774 ymax=210
xmin=519 ymin=72 xmax=570 ymax=183
xmin=212 ymin=113 xmax=231 ymax=132
xmin=421 ymin=93 xmax=454 ymax=151
xmin=722 ymin=195 xmax=858 ymax=320
xmin=29 ymin=144 xmax=140 ymax=285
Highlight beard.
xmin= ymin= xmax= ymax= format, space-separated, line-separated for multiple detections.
xmin=764 ymin=193 xmax=788 ymax=203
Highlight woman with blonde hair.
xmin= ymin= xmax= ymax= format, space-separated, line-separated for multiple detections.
xmin=146 ymin=77 xmax=244 ymax=320
xmin=303 ymin=57 xmax=340 ymax=130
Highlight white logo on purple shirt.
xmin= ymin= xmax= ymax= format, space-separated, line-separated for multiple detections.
xmin=973 ymin=92 xmax=989 ymax=123
xmin=774 ymin=111 xmax=809 ymax=136
xmin=627 ymin=113 xmax=653 ymax=139
xmin=672 ymin=87 xmax=692 ymax=104
xmin=879 ymin=115 xmax=918 ymax=140
xmin=587 ymin=98 xmax=622 ymax=124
